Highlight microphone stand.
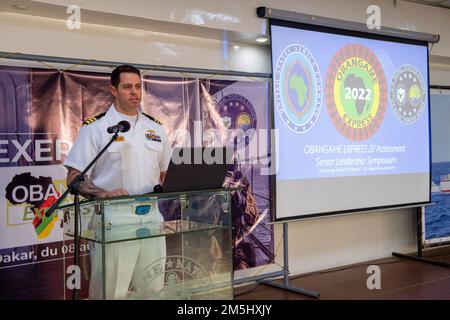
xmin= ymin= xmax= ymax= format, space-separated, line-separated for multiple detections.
xmin=46 ymin=132 xmax=119 ymax=300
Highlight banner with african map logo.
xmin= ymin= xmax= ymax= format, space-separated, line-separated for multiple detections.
xmin=0 ymin=66 xmax=273 ymax=298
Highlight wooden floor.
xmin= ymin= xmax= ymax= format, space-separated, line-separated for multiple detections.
xmin=234 ymin=247 xmax=450 ymax=300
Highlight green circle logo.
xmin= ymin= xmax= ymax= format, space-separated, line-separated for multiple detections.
xmin=325 ymin=44 xmax=387 ymax=140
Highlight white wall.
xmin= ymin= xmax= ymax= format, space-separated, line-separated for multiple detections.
xmin=1 ymin=0 xmax=449 ymax=279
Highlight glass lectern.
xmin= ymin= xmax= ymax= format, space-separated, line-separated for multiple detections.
xmin=59 ymin=188 xmax=235 ymax=300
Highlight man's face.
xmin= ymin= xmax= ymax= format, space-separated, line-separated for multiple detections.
xmin=111 ymin=72 xmax=142 ymax=113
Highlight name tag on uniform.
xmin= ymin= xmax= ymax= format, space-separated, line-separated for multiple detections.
xmin=115 ymin=136 xmax=125 ymax=142
xmin=145 ymin=130 xmax=161 ymax=142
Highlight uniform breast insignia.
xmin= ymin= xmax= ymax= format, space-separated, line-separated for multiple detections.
xmin=82 ymin=112 xmax=106 ymax=126
xmin=142 ymin=112 xmax=163 ymax=125
xmin=145 ymin=130 xmax=161 ymax=142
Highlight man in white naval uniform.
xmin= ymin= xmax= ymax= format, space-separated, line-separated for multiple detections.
xmin=64 ymin=65 xmax=172 ymax=299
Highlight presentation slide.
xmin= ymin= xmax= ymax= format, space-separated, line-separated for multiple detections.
xmin=271 ymin=21 xmax=430 ymax=220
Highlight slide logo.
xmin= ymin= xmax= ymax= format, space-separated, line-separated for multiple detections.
xmin=218 ymin=93 xmax=257 ymax=149
xmin=274 ymin=44 xmax=322 ymax=133
xmin=390 ymin=64 xmax=425 ymax=125
xmin=325 ymin=44 xmax=387 ymax=140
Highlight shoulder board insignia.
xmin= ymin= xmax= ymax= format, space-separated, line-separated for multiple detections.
xmin=142 ymin=112 xmax=163 ymax=125
xmin=82 ymin=112 xmax=106 ymax=126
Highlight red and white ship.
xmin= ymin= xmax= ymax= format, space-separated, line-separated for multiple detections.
xmin=440 ymin=174 xmax=450 ymax=192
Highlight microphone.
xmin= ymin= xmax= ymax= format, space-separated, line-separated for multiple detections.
xmin=107 ymin=121 xmax=131 ymax=134
xmin=153 ymin=184 xmax=163 ymax=193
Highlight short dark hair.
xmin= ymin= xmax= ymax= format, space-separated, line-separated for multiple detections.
xmin=111 ymin=65 xmax=141 ymax=88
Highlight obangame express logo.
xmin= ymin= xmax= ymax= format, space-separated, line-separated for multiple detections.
xmin=274 ymin=44 xmax=322 ymax=133
xmin=325 ymin=44 xmax=387 ymax=140
xmin=390 ymin=64 xmax=426 ymax=125
xmin=218 ymin=93 xmax=257 ymax=149
xmin=5 ymin=172 xmax=59 ymax=239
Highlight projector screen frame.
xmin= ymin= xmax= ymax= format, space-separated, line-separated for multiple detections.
xmin=268 ymin=18 xmax=432 ymax=222
xmin=258 ymin=7 xmax=439 ymax=44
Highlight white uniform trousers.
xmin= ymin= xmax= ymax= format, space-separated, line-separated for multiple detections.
xmin=88 ymin=202 xmax=166 ymax=299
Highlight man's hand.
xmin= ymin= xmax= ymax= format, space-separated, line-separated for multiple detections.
xmin=101 ymin=188 xmax=129 ymax=198
xmin=66 ymin=167 xmax=129 ymax=199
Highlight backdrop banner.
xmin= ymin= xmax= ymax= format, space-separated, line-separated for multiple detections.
xmin=0 ymin=66 xmax=273 ymax=299
xmin=199 ymin=79 xmax=274 ymax=269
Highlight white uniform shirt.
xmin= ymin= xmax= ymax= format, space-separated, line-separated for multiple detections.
xmin=64 ymin=104 xmax=172 ymax=195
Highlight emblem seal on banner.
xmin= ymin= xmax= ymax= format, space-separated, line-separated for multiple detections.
xmin=274 ymin=44 xmax=322 ymax=133
xmin=217 ymin=93 xmax=257 ymax=149
xmin=325 ymin=44 xmax=387 ymax=140
xmin=390 ymin=64 xmax=425 ymax=125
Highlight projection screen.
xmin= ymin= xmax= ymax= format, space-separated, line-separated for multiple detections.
xmin=270 ymin=20 xmax=431 ymax=220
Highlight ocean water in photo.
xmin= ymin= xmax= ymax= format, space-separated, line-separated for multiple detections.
xmin=425 ymin=161 xmax=450 ymax=240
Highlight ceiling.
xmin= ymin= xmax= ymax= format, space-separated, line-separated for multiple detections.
xmin=0 ymin=0 xmax=268 ymax=45
xmin=0 ymin=0 xmax=448 ymax=45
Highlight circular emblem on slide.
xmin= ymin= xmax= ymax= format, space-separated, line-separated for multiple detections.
xmin=390 ymin=64 xmax=425 ymax=125
xmin=218 ymin=93 xmax=257 ymax=149
xmin=325 ymin=44 xmax=387 ymax=140
xmin=274 ymin=44 xmax=322 ymax=133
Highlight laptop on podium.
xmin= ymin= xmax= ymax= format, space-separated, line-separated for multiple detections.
xmin=161 ymin=147 xmax=234 ymax=193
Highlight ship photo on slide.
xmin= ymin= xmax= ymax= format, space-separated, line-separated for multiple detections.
xmin=425 ymin=93 xmax=450 ymax=243
xmin=431 ymin=172 xmax=450 ymax=194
